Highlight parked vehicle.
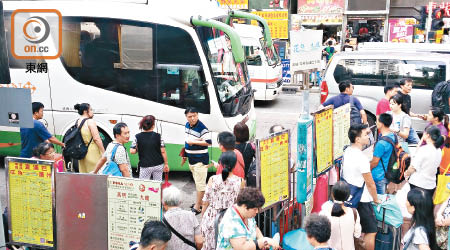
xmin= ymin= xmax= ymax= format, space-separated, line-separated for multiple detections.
xmin=321 ymin=51 xmax=450 ymax=133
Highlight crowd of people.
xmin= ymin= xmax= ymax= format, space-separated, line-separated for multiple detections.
xmin=17 ymin=76 xmax=450 ymax=250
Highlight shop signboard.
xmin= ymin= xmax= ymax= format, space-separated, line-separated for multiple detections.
xmin=274 ymin=40 xmax=287 ymax=59
xmin=217 ymin=0 xmax=248 ymax=10
xmin=297 ymin=0 xmax=344 ymax=14
xmin=347 ymin=0 xmax=388 ymax=11
xmin=332 ymin=104 xmax=350 ymax=160
xmin=256 ymin=130 xmax=290 ymax=210
xmin=6 ymin=157 xmax=54 ymax=248
xmin=388 ymin=18 xmax=415 ymax=43
xmin=314 ymin=107 xmax=334 ymax=175
xmin=296 ymin=14 xmax=342 ymax=25
xmin=107 ymin=177 xmax=162 ymax=250
xmin=249 ymin=0 xmax=289 ymax=10
xmin=290 ymin=29 xmax=323 ymax=71
xmin=251 ymin=11 xmax=288 ymax=39
xmin=426 ymin=2 xmax=450 ymax=17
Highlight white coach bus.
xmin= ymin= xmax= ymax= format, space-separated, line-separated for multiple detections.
xmin=0 ymin=0 xmax=256 ymax=171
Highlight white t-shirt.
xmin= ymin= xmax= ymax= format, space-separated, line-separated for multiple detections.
xmin=388 ymin=111 xmax=411 ymax=143
xmin=342 ymin=146 xmax=373 ymax=202
xmin=402 ymin=226 xmax=429 ymax=250
xmin=409 ymin=144 xmax=441 ymax=189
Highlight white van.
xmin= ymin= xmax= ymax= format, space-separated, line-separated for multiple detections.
xmin=358 ymin=42 xmax=450 ymax=54
xmin=321 ymin=51 xmax=450 ymax=133
xmin=0 ymin=0 xmax=256 ymax=171
xmin=233 ymin=23 xmax=283 ymax=101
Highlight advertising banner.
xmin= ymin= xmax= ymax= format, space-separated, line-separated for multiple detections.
xmin=107 ymin=177 xmax=162 ymax=250
xmin=6 ymin=157 xmax=54 ymax=248
xmin=249 ymin=0 xmax=289 ymax=10
xmin=332 ymin=104 xmax=350 ymax=160
xmin=257 ymin=130 xmax=290 ymax=210
xmin=217 ymin=0 xmax=249 ymax=10
xmin=296 ymin=117 xmax=314 ymax=203
xmin=314 ymin=107 xmax=334 ymax=175
xmin=290 ymin=30 xmax=323 ymax=71
xmin=251 ymin=11 xmax=289 ymax=39
xmin=388 ymin=18 xmax=415 ymax=43
xmin=297 ymin=0 xmax=344 ymax=14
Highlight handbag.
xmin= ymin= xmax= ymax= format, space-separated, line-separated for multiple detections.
xmin=102 ymin=144 xmax=123 ymax=176
xmin=162 ymin=215 xmax=197 ymax=249
xmin=342 ymin=177 xmax=366 ymax=208
xmin=372 ymin=194 xmax=403 ymax=228
xmin=433 ymin=163 xmax=450 ymax=205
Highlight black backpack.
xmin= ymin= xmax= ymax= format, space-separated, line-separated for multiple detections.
xmin=432 ymin=80 xmax=450 ymax=114
xmin=246 ymin=160 xmax=257 ymax=187
xmin=63 ymin=118 xmax=93 ymax=160
xmin=377 ymin=135 xmax=411 ymax=184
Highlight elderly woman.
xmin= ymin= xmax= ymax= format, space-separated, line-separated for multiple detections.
xmin=162 ymin=186 xmax=203 ymax=250
xmin=216 ymin=187 xmax=280 ymax=250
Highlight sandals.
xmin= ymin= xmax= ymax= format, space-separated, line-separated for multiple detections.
xmin=191 ymin=207 xmax=201 ymax=215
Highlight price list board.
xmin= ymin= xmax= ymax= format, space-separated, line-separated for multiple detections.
xmin=6 ymin=157 xmax=54 ymax=248
xmin=107 ymin=177 xmax=162 ymax=250
xmin=257 ymin=130 xmax=290 ymax=210
xmin=333 ymin=104 xmax=350 ymax=160
xmin=314 ymin=107 xmax=334 ymax=175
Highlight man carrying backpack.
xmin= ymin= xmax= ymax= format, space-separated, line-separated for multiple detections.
xmin=431 ymin=80 xmax=450 ymax=114
xmin=370 ymin=113 xmax=395 ymax=194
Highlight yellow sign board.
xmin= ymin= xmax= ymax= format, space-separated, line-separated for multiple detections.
xmin=315 ymin=107 xmax=334 ymax=174
xmin=258 ymin=131 xmax=290 ymax=210
xmin=217 ymin=0 xmax=248 ymax=9
xmin=7 ymin=158 xmax=53 ymax=247
xmin=251 ymin=11 xmax=289 ymax=39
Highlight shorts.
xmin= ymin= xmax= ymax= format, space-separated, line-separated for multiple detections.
xmin=357 ymin=202 xmax=377 ymax=234
xmin=189 ymin=162 xmax=208 ymax=192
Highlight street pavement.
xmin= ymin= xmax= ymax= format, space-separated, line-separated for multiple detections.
xmin=0 ymin=91 xmax=321 ymax=212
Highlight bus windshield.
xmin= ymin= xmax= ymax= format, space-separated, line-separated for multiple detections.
xmin=260 ymin=38 xmax=279 ymax=66
xmin=196 ymin=26 xmax=251 ymax=116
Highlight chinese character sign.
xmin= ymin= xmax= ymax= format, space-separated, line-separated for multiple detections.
xmin=314 ymin=107 xmax=333 ymax=175
xmin=7 ymin=158 xmax=54 ymax=247
xmin=249 ymin=0 xmax=289 ymax=10
xmin=258 ymin=130 xmax=290 ymax=210
xmin=297 ymin=0 xmax=344 ymax=14
xmin=290 ymin=30 xmax=323 ymax=71
xmin=251 ymin=11 xmax=288 ymax=39
xmin=107 ymin=177 xmax=162 ymax=250
xmin=389 ymin=18 xmax=415 ymax=43
xmin=333 ymin=104 xmax=350 ymax=160
xmin=217 ymin=0 xmax=249 ymax=10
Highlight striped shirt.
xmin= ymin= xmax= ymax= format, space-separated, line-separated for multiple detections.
xmin=185 ymin=120 xmax=211 ymax=165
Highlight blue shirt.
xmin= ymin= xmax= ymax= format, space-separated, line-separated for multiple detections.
xmin=20 ymin=119 xmax=52 ymax=158
xmin=323 ymin=93 xmax=363 ymax=110
xmin=185 ymin=120 xmax=212 ymax=165
xmin=217 ymin=207 xmax=257 ymax=250
xmin=372 ymin=133 xmax=396 ymax=182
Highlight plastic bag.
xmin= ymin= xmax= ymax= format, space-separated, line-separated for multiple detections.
xmin=373 ymin=194 xmax=403 ymax=228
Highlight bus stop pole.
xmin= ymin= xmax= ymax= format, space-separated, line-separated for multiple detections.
xmin=0 ymin=198 xmax=5 ymax=250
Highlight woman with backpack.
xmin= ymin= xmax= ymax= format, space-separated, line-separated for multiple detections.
xmin=405 ymin=125 xmax=444 ymax=201
xmin=74 ymin=103 xmax=105 ymax=173
xmin=200 ymin=151 xmax=245 ymax=250
xmin=402 ymin=188 xmax=438 ymax=250
xmin=130 ymin=115 xmax=168 ymax=181
xmin=319 ymin=181 xmax=362 ymax=250
xmin=388 ymin=94 xmax=413 ymax=152
xmin=233 ymin=122 xmax=255 ymax=177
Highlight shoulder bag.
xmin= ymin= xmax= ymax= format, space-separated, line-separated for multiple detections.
xmin=162 ymin=215 xmax=197 ymax=249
